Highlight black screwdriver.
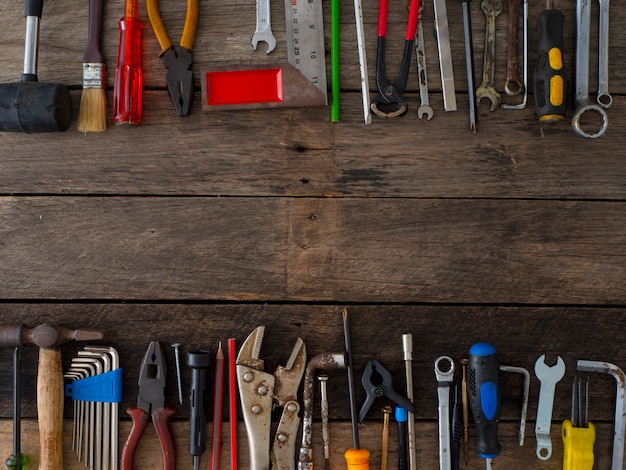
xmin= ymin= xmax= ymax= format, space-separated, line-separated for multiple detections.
xmin=534 ymin=0 xmax=568 ymax=122
xmin=6 ymin=348 xmax=27 ymax=470
xmin=467 ymin=343 xmax=501 ymax=470
xmin=187 ymin=349 xmax=212 ymax=470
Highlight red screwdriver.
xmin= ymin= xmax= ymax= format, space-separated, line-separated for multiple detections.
xmin=113 ymin=0 xmax=143 ymax=124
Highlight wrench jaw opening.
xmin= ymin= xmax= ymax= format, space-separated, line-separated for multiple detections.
xmin=251 ymin=33 xmax=277 ymax=54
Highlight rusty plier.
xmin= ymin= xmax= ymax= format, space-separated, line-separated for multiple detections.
xmin=121 ymin=341 xmax=177 ymax=470
xmin=147 ymin=0 xmax=198 ymax=115
xmin=237 ymin=326 xmax=307 ymax=470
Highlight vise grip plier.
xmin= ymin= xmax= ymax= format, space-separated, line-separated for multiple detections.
xmin=237 ymin=326 xmax=307 ymax=470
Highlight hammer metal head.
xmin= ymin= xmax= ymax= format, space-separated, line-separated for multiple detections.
xmin=0 ymin=81 xmax=72 ymax=132
xmin=0 ymin=324 xmax=103 ymax=349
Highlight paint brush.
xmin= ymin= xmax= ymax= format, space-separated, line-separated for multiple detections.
xmin=78 ymin=0 xmax=107 ymax=132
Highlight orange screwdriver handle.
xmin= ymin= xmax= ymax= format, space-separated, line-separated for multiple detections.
xmin=120 ymin=407 xmax=150 ymax=470
xmin=152 ymin=406 xmax=177 ymax=470
xmin=345 ymin=447 xmax=371 ymax=469
xmin=113 ymin=3 xmax=143 ymax=125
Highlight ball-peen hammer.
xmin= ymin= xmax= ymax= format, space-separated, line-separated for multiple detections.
xmin=0 ymin=324 xmax=103 ymax=470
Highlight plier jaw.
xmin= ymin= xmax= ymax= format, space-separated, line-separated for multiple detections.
xmin=162 ymin=45 xmax=194 ymax=116
xmin=137 ymin=340 xmax=167 ymax=414
xmin=236 ymin=326 xmax=307 ymax=470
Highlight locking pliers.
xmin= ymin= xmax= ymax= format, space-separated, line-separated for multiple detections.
xmin=236 ymin=326 xmax=307 ymax=470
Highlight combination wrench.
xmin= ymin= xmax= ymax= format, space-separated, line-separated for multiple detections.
xmin=435 ymin=356 xmax=455 ymax=470
xmin=504 ymin=0 xmax=523 ymax=96
xmin=476 ymin=0 xmax=502 ymax=111
xmin=415 ymin=3 xmax=434 ymax=120
xmin=597 ymin=0 xmax=611 ymax=108
xmin=572 ymin=0 xmax=607 ymax=138
xmin=251 ymin=0 xmax=276 ymax=53
xmin=534 ymin=355 xmax=565 ymax=460
xmin=502 ymin=0 xmax=528 ymax=109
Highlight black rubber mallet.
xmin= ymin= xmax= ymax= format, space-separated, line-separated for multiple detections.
xmin=0 ymin=0 xmax=72 ymax=132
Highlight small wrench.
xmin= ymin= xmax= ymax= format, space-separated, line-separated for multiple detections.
xmin=534 ymin=355 xmax=566 ymax=460
xmin=415 ymin=3 xmax=433 ymax=120
xmin=476 ymin=0 xmax=503 ymax=111
xmin=251 ymin=0 xmax=276 ymax=54
xmin=572 ymin=0 xmax=608 ymax=138
xmin=597 ymin=0 xmax=611 ymax=108
xmin=435 ymin=356 xmax=455 ymax=470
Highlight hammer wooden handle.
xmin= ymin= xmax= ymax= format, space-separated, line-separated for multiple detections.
xmin=37 ymin=348 xmax=64 ymax=470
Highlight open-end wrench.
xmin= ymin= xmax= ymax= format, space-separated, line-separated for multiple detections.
xmin=572 ymin=0 xmax=608 ymax=138
xmin=435 ymin=356 xmax=455 ymax=470
xmin=504 ymin=0 xmax=523 ymax=95
xmin=577 ymin=360 xmax=625 ymax=470
xmin=597 ymin=0 xmax=611 ymax=108
xmin=415 ymin=3 xmax=433 ymax=120
xmin=476 ymin=0 xmax=502 ymax=111
xmin=252 ymin=0 xmax=276 ymax=54
xmin=534 ymin=355 xmax=565 ymax=460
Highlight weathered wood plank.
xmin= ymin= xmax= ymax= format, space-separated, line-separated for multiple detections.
xmin=0 ymin=304 xmax=623 ymax=423
xmin=0 ymin=419 xmax=618 ymax=469
xmin=0 ymin=93 xmax=624 ymax=198
xmin=0 ymin=197 xmax=623 ymax=302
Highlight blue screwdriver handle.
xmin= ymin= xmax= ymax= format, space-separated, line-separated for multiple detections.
xmin=468 ymin=343 xmax=501 ymax=459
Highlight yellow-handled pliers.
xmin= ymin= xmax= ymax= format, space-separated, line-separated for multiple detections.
xmin=146 ymin=0 xmax=198 ymax=115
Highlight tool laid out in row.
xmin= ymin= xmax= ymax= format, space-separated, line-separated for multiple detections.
xmin=0 ymin=0 xmax=615 ymax=137
xmin=3 ymin=320 xmax=626 ymax=470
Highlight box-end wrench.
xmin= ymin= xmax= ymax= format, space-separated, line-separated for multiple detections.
xmin=504 ymin=0 xmax=523 ymax=96
xmin=476 ymin=0 xmax=503 ymax=111
xmin=534 ymin=355 xmax=565 ymax=460
xmin=252 ymin=0 xmax=276 ymax=54
xmin=415 ymin=3 xmax=433 ymax=120
xmin=435 ymin=356 xmax=455 ymax=470
xmin=577 ymin=360 xmax=625 ymax=470
xmin=572 ymin=0 xmax=608 ymax=138
xmin=502 ymin=0 xmax=528 ymax=109
xmin=597 ymin=0 xmax=611 ymax=108
xmin=432 ymin=0 xmax=457 ymax=111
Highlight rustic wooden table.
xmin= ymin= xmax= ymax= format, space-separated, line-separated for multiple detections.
xmin=0 ymin=0 xmax=624 ymax=467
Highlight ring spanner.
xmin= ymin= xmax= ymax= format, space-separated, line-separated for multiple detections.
xmin=435 ymin=356 xmax=455 ymax=470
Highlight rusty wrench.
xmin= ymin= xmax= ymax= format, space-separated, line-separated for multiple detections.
xmin=577 ymin=360 xmax=625 ymax=470
xmin=502 ymin=0 xmax=528 ymax=109
xmin=476 ymin=0 xmax=503 ymax=111
xmin=415 ymin=3 xmax=433 ymax=120
xmin=572 ymin=0 xmax=607 ymax=138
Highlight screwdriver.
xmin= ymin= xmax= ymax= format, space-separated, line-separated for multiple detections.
xmin=467 ymin=343 xmax=501 ymax=470
xmin=342 ymin=308 xmax=371 ymax=469
xmin=534 ymin=0 xmax=568 ymax=122
xmin=113 ymin=0 xmax=143 ymax=124
xmin=187 ymin=349 xmax=211 ymax=470
xmin=6 ymin=348 xmax=26 ymax=470
xmin=562 ymin=377 xmax=595 ymax=470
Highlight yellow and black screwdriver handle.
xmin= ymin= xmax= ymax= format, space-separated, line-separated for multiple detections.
xmin=534 ymin=5 xmax=568 ymax=122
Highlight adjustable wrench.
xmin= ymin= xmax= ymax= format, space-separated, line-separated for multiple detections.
xmin=572 ymin=0 xmax=608 ymax=138
xmin=476 ymin=0 xmax=502 ymax=111
xmin=415 ymin=3 xmax=433 ymax=120
xmin=597 ymin=0 xmax=611 ymax=108
xmin=577 ymin=360 xmax=625 ymax=470
xmin=534 ymin=355 xmax=565 ymax=460
xmin=435 ymin=356 xmax=455 ymax=470
xmin=252 ymin=0 xmax=276 ymax=54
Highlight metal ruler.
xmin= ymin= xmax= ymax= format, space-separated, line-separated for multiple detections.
xmin=284 ymin=0 xmax=328 ymax=103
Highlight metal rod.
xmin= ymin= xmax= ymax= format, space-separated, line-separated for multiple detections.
xmin=342 ymin=308 xmax=360 ymax=449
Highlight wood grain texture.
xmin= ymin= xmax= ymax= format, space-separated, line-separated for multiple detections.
xmin=0 ymin=418 xmax=617 ymax=470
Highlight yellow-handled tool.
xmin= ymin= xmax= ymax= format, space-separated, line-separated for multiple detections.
xmin=562 ymin=377 xmax=595 ymax=470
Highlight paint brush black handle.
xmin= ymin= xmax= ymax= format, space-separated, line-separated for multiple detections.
xmin=85 ymin=0 xmax=105 ymax=63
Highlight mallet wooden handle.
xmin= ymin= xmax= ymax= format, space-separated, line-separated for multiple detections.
xmin=37 ymin=348 xmax=64 ymax=470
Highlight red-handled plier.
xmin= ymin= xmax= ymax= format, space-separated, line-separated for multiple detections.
xmin=371 ymin=0 xmax=421 ymax=117
xmin=121 ymin=341 xmax=177 ymax=470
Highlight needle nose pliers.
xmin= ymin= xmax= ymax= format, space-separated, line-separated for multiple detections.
xmin=147 ymin=0 xmax=199 ymax=115
xmin=121 ymin=341 xmax=177 ymax=470
xmin=371 ymin=0 xmax=421 ymax=118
